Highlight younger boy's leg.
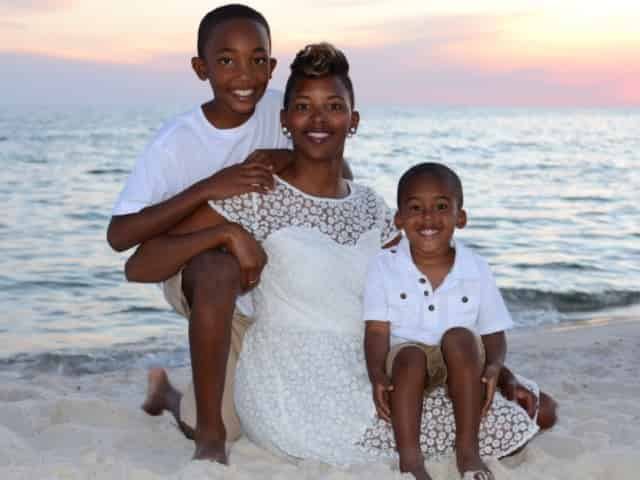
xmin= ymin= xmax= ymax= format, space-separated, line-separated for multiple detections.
xmin=180 ymin=249 xmax=242 ymax=463
xmin=441 ymin=327 xmax=492 ymax=480
xmin=389 ymin=346 xmax=432 ymax=480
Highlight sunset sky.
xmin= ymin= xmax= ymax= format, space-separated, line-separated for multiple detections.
xmin=1 ymin=0 xmax=639 ymax=106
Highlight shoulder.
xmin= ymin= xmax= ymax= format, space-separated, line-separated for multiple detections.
xmin=146 ymin=107 xmax=203 ymax=149
xmin=456 ymin=240 xmax=493 ymax=279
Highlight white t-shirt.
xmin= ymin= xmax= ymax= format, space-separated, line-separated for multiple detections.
xmin=362 ymin=236 xmax=513 ymax=345
xmin=112 ymin=89 xmax=289 ymax=316
xmin=112 ymin=89 xmax=290 ymax=215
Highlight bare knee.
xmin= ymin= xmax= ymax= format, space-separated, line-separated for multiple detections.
xmin=441 ymin=328 xmax=477 ymax=358
xmin=537 ymin=392 xmax=558 ymax=429
xmin=182 ymin=250 xmax=241 ymax=307
xmin=392 ymin=347 xmax=427 ymax=379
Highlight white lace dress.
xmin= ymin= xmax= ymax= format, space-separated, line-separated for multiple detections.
xmin=209 ymin=175 xmax=539 ymax=466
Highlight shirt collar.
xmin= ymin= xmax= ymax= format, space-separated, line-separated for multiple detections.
xmin=397 ymin=235 xmax=480 ymax=280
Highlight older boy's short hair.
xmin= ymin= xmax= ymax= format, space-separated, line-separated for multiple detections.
xmin=197 ymin=4 xmax=271 ymax=58
xmin=397 ymin=162 xmax=464 ymax=208
xmin=283 ymin=42 xmax=355 ymax=110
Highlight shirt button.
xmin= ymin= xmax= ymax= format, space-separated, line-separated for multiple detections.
xmin=462 ymin=296 xmax=469 ymax=303
xmin=419 ymin=278 xmax=426 ymax=284
xmin=424 ymin=291 xmax=429 ymax=296
xmin=400 ymin=293 xmax=407 ymax=299
xmin=428 ymin=304 xmax=435 ymax=311
xmin=390 ymin=249 xmax=397 ymax=254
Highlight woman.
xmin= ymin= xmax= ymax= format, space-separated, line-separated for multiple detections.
xmin=129 ymin=43 xmax=556 ymax=476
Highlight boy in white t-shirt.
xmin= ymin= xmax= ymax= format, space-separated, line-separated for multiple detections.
xmin=107 ymin=5 xmax=290 ymax=464
xmin=363 ymin=163 xmax=513 ymax=480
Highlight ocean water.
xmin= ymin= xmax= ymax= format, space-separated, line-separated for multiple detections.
xmin=1 ymin=105 xmax=638 ymax=375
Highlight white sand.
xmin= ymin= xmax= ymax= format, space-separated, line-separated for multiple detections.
xmin=1 ymin=319 xmax=639 ymax=479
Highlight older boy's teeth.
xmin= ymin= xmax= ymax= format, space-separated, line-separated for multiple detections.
xmin=233 ymin=89 xmax=254 ymax=97
xmin=420 ymin=229 xmax=438 ymax=236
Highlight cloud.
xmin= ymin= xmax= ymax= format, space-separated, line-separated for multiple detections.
xmin=0 ymin=0 xmax=73 ymax=14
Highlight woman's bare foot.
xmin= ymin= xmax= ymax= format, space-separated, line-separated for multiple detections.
xmin=141 ymin=368 xmax=181 ymax=418
xmin=457 ymin=450 xmax=494 ymax=480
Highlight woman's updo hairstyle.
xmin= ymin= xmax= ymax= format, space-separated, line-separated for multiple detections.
xmin=283 ymin=42 xmax=355 ymax=110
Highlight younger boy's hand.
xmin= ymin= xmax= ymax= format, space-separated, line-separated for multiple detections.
xmin=371 ymin=373 xmax=394 ymax=423
xmin=481 ymin=362 xmax=502 ymax=417
xmin=501 ymin=378 xmax=538 ymax=419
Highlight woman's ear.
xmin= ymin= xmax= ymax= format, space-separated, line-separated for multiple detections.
xmin=456 ymin=209 xmax=467 ymax=229
xmin=350 ymin=111 xmax=360 ymax=133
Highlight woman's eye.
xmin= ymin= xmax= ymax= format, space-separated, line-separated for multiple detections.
xmin=436 ymin=202 xmax=449 ymax=211
xmin=329 ymin=103 xmax=344 ymax=112
xmin=409 ymin=204 xmax=422 ymax=213
xmin=294 ymin=103 xmax=309 ymax=112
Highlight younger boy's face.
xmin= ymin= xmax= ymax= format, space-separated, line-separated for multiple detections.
xmin=395 ymin=174 xmax=467 ymax=257
xmin=192 ymin=18 xmax=276 ymax=122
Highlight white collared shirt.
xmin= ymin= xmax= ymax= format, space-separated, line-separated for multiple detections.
xmin=362 ymin=236 xmax=513 ymax=345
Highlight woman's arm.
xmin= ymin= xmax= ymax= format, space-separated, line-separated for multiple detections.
xmin=124 ymin=204 xmax=266 ymax=287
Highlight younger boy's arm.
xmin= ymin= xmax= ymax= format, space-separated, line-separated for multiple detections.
xmin=107 ymin=158 xmax=276 ymax=252
xmin=480 ymin=330 xmax=507 ymax=416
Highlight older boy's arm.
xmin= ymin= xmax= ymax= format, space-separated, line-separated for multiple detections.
xmin=365 ymin=321 xmax=393 ymax=422
xmin=480 ymin=330 xmax=507 ymax=416
xmin=107 ymin=160 xmax=276 ymax=252
xmin=124 ymin=204 xmax=266 ymax=289
xmin=245 ymin=149 xmax=354 ymax=180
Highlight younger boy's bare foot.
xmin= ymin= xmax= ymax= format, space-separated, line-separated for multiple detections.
xmin=457 ymin=450 xmax=494 ymax=480
xmin=193 ymin=436 xmax=228 ymax=464
xmin=142 ymin=367 xmax=181 ymax=417
xmin=399 ymin=453 xmax=432 ymax=480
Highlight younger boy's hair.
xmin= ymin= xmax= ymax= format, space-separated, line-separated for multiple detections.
xmin=283 ymin=42 xmax=355 ymax=109
xmin=397 ymin=162 xmax=464 ymax=208
xmin=197 ymin=4 xmax=271 ymax=58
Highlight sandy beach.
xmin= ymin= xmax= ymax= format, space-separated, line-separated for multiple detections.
xmin=1 ymin=318 xmax=638 ymax=479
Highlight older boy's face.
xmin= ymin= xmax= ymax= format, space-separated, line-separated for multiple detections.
xmin=395 ymin=174 xmax=466 ymax=257
xmin=193 ymin=18 xmax=276 ymax=120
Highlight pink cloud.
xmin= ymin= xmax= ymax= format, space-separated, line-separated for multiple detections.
xmin=0 ymin=0 xmax=74 ymax=14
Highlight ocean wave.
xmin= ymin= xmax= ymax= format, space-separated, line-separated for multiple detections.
xmin=503 ymin=288 xmax=640 ymax=314
xmin=0 ymin=340 xmax=189 ymax=377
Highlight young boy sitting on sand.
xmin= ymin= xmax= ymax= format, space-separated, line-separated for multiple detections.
xmin=107 ymin=4 xmax=290 ymax=463
xmin=364 ymin=163 xmax=556 ymax=480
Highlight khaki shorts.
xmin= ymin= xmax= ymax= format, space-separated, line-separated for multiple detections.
xmin=385 ymin=337 xmax=485 ymax=395
xmin=162 ymin=271 xmax=253 ymax=441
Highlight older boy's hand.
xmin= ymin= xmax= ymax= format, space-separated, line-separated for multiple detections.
xmin=222 ymin=223 xmax=267 ymax=291
xmin=481 ymin=362 xmax=502 ymax=417
xmin=203 ymin=160 xmax=275 ymax=200
xmin=370 ymin=373 xmax=394 ymax=423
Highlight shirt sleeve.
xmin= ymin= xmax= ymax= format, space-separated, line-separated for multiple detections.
xmin=111 ymin=143 xmax=171 ymax=215
xmin=362 ymin=256 xmax=390 ymax=322
xmin=476 ymin=259 xmax=514 ymax=335
xmin=208 ymin=193 xmax=259 ymax=238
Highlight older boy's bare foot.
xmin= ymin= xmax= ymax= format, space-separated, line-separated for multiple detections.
xmin=142 ymin=367 xmax=181 ymax=417
xmin=193 ymin=437 xmax=228 ymax=464
xmin=457 ymin=450 xmax=493 ymax=480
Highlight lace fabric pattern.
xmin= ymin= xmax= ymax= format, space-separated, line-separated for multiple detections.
xmin=208 ymin=176 xmax=540 ymax=466
xmin=209 ymin=175 xmax=398 ymax=246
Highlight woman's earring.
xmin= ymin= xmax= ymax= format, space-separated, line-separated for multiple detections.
xmin=348 ymin=126 xmax=357 ymax=137
xmin=282 ymin=126 xmax=291 ymax=138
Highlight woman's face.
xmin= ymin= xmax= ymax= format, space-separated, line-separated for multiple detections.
xmin=281 ymin=76 xmax=359 ymax=162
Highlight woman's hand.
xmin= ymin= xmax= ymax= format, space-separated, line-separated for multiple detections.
xmin=222 ymin=223 xmax=268 ymax=291
xmin=498 ymin=366 xmax=537 ymax=418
